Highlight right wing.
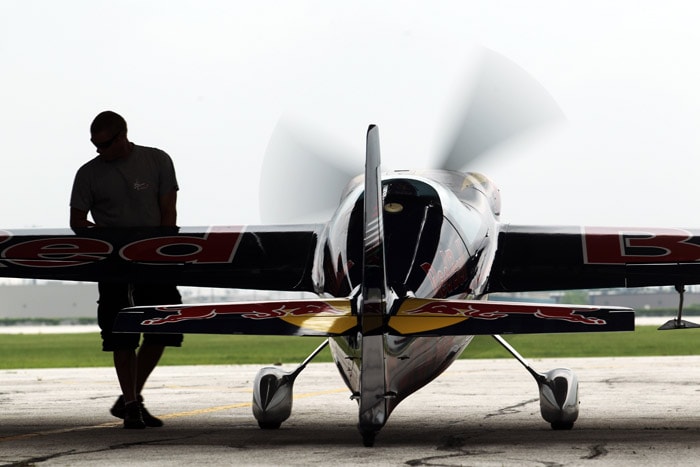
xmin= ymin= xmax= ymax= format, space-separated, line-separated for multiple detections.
xmin=486 ymin=224 xmax=700 ymax=293
xmin=388 ymin=298 xmax=633 ymax=336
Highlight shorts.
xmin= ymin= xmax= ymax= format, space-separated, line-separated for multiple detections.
xmin=97 ymin=282 xmax=184 ymax=352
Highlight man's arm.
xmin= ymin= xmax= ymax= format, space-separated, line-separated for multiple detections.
xmin=70 ymin=207 xmax=95 ymax=229
xmin=159 ymin=190 xmax=177 ymax=226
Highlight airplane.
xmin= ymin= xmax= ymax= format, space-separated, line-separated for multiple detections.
xmin=2 ymin=49 xmax=700 ymax=446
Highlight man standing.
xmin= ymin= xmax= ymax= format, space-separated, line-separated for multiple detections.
xmin=70 ymin=110 xmax=184 ymax=429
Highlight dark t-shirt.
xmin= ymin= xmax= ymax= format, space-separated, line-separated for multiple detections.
xmin=70 ymin=144 xmax=179 ymax=227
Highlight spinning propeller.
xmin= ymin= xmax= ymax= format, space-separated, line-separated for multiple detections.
xmin=259 ymin=47 xmax=564 ymax=224
xmin=259 ymin=119 xmax=358 ymax=224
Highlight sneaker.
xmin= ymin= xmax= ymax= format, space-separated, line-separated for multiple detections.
xmin=139 ymin=399 xmax=164 ymax=428
xmin=111 ymin=395 xmax=164 ymax=428
xmin=110 ymin=395 xmax=126 ymax=419
xmin=123 ymin=401 xmax=146 ymax=429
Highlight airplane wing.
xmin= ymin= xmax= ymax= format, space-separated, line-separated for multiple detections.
xmin=113 ymin=297 xmax=633 ymax=336
xmin=113 ymin=298 xmax=356 ymax=337
xmin=0 ymin=225 xmax=321 ymax=292
xmin=388 ymin=298 xmax=632 ymax=335
xmin=486 ymin=225 xmax=700 ymax=293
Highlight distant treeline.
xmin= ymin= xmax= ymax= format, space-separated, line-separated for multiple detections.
xmin=635 ymin=307 xmax=700 ymax=317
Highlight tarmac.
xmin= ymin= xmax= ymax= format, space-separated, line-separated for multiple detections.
xmin=2 ymin=355 xmax=700 ymax=466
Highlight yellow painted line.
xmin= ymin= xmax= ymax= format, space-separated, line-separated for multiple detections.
xmin=0 ymin=421 xmax=121 ymax=442
xmin=161 ymin=387 xmax=347 ymax=419
xmin=0 ymin=387 xmax=347 ymax=443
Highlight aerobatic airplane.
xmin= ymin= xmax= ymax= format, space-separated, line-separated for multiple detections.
xmin=1 ymin=49 xmax=698 ymax=446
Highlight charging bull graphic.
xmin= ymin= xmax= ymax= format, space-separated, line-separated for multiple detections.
xmin=138 ymin=300 xmax=352 ymax=325
xmin=399 ymin=299 xmax=607 ymax=325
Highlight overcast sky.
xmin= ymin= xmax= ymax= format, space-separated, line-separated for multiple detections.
xmin=3 ymin=1 xmax=700 ymax=230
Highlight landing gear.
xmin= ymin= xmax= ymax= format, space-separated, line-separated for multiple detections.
xmin=492 ymin=335 xmax=579 ymax=430
xmin=551 ymin=421 xmax=574 ymax=430
xmin=252 ymin=367 xmax=294 ymax=430
xmin=258 ymin=420 xmax=282 ymax=430
xmin=361 ymin=429 xmax=377 ymax=447
xmin=252 ymin=340 xmax=329 ymax=430
xmin=658 ymin=284 xmax=700 ymax=330
xmin=537 ymin=367 xmax=579 ymax=429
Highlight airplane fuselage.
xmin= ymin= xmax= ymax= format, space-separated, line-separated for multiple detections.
xmin=315 ymin=169 xmax=502 ymax=435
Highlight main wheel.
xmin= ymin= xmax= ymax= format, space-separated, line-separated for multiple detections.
xmin=258 ymin=421 xmax=282 ymax=430
xmin=551 ymin=421 xmax=574 ymax=430
xmin=361 ymin=430 xmax=376 ymax=447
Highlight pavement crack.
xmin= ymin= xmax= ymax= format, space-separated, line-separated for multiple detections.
xmin=580 ymin=444 xmax=608 ymax=460
xmin=2 ymin=450 xmax=76 ymax=467
xmin=405 ymin=449 xmax=502 ymax=466
xmin=2 ymin=430 xmax=216 ymax=467
xmin=107 ymin=435 xmax=197 ymax=450
xmin=2 ymin=436 xmax=191 ymax=467
xmin=485 ymin=397 xmax=538 ymax=418
xmin=402 ymin=434 xmax=506 ymax=466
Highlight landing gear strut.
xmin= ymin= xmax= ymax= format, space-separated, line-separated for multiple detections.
xmin=492 ymin=335 xmax=578 ymax=430
xmin=658 ymin=284 xmax=700 ymax=330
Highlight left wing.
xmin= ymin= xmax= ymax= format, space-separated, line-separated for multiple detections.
xmin=0 ymin=225 xmax=321 ymax=291
xmin=486 ymin=225 xmax=700 ymax=293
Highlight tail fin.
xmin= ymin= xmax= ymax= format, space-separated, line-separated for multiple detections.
xmin=360 ymin=125 xmax=388 ymax=333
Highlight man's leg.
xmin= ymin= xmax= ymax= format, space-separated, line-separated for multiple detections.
xmin=112 ymin=343 xmax=145 ymax=429
xmin=113 ymin=348 xmax=138 ymax=403
xmin=135 ymin=344 xmax=165 ymax=395
xmin=99 ymin=282 xmax=144 ymax=429
xmin=129 ymin=284 xmax=183 ymax=427
xmin=133 ymin=284 xmax=182 ymax=395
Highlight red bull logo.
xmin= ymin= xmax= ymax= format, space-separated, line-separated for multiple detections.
xmin=0 ymin=227 xmax=243 ymax=268
xmin=400 ymin=300 xmax=606 ymax=325
xmin=140 ymin=300 xmax=350 ymax=325
xmin=583 ymin=227 xmax=700 ymax=264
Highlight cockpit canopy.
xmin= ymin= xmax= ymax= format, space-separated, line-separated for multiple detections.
xmin=322 ymin=176 xmax=477 ymax=299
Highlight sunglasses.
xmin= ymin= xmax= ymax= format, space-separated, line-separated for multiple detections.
xmin=92 ymin=132 xmax=121 ymax=149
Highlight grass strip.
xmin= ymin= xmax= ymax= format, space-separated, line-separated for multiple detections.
xmin=0 ymin=326 xmax=698 ymax=370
